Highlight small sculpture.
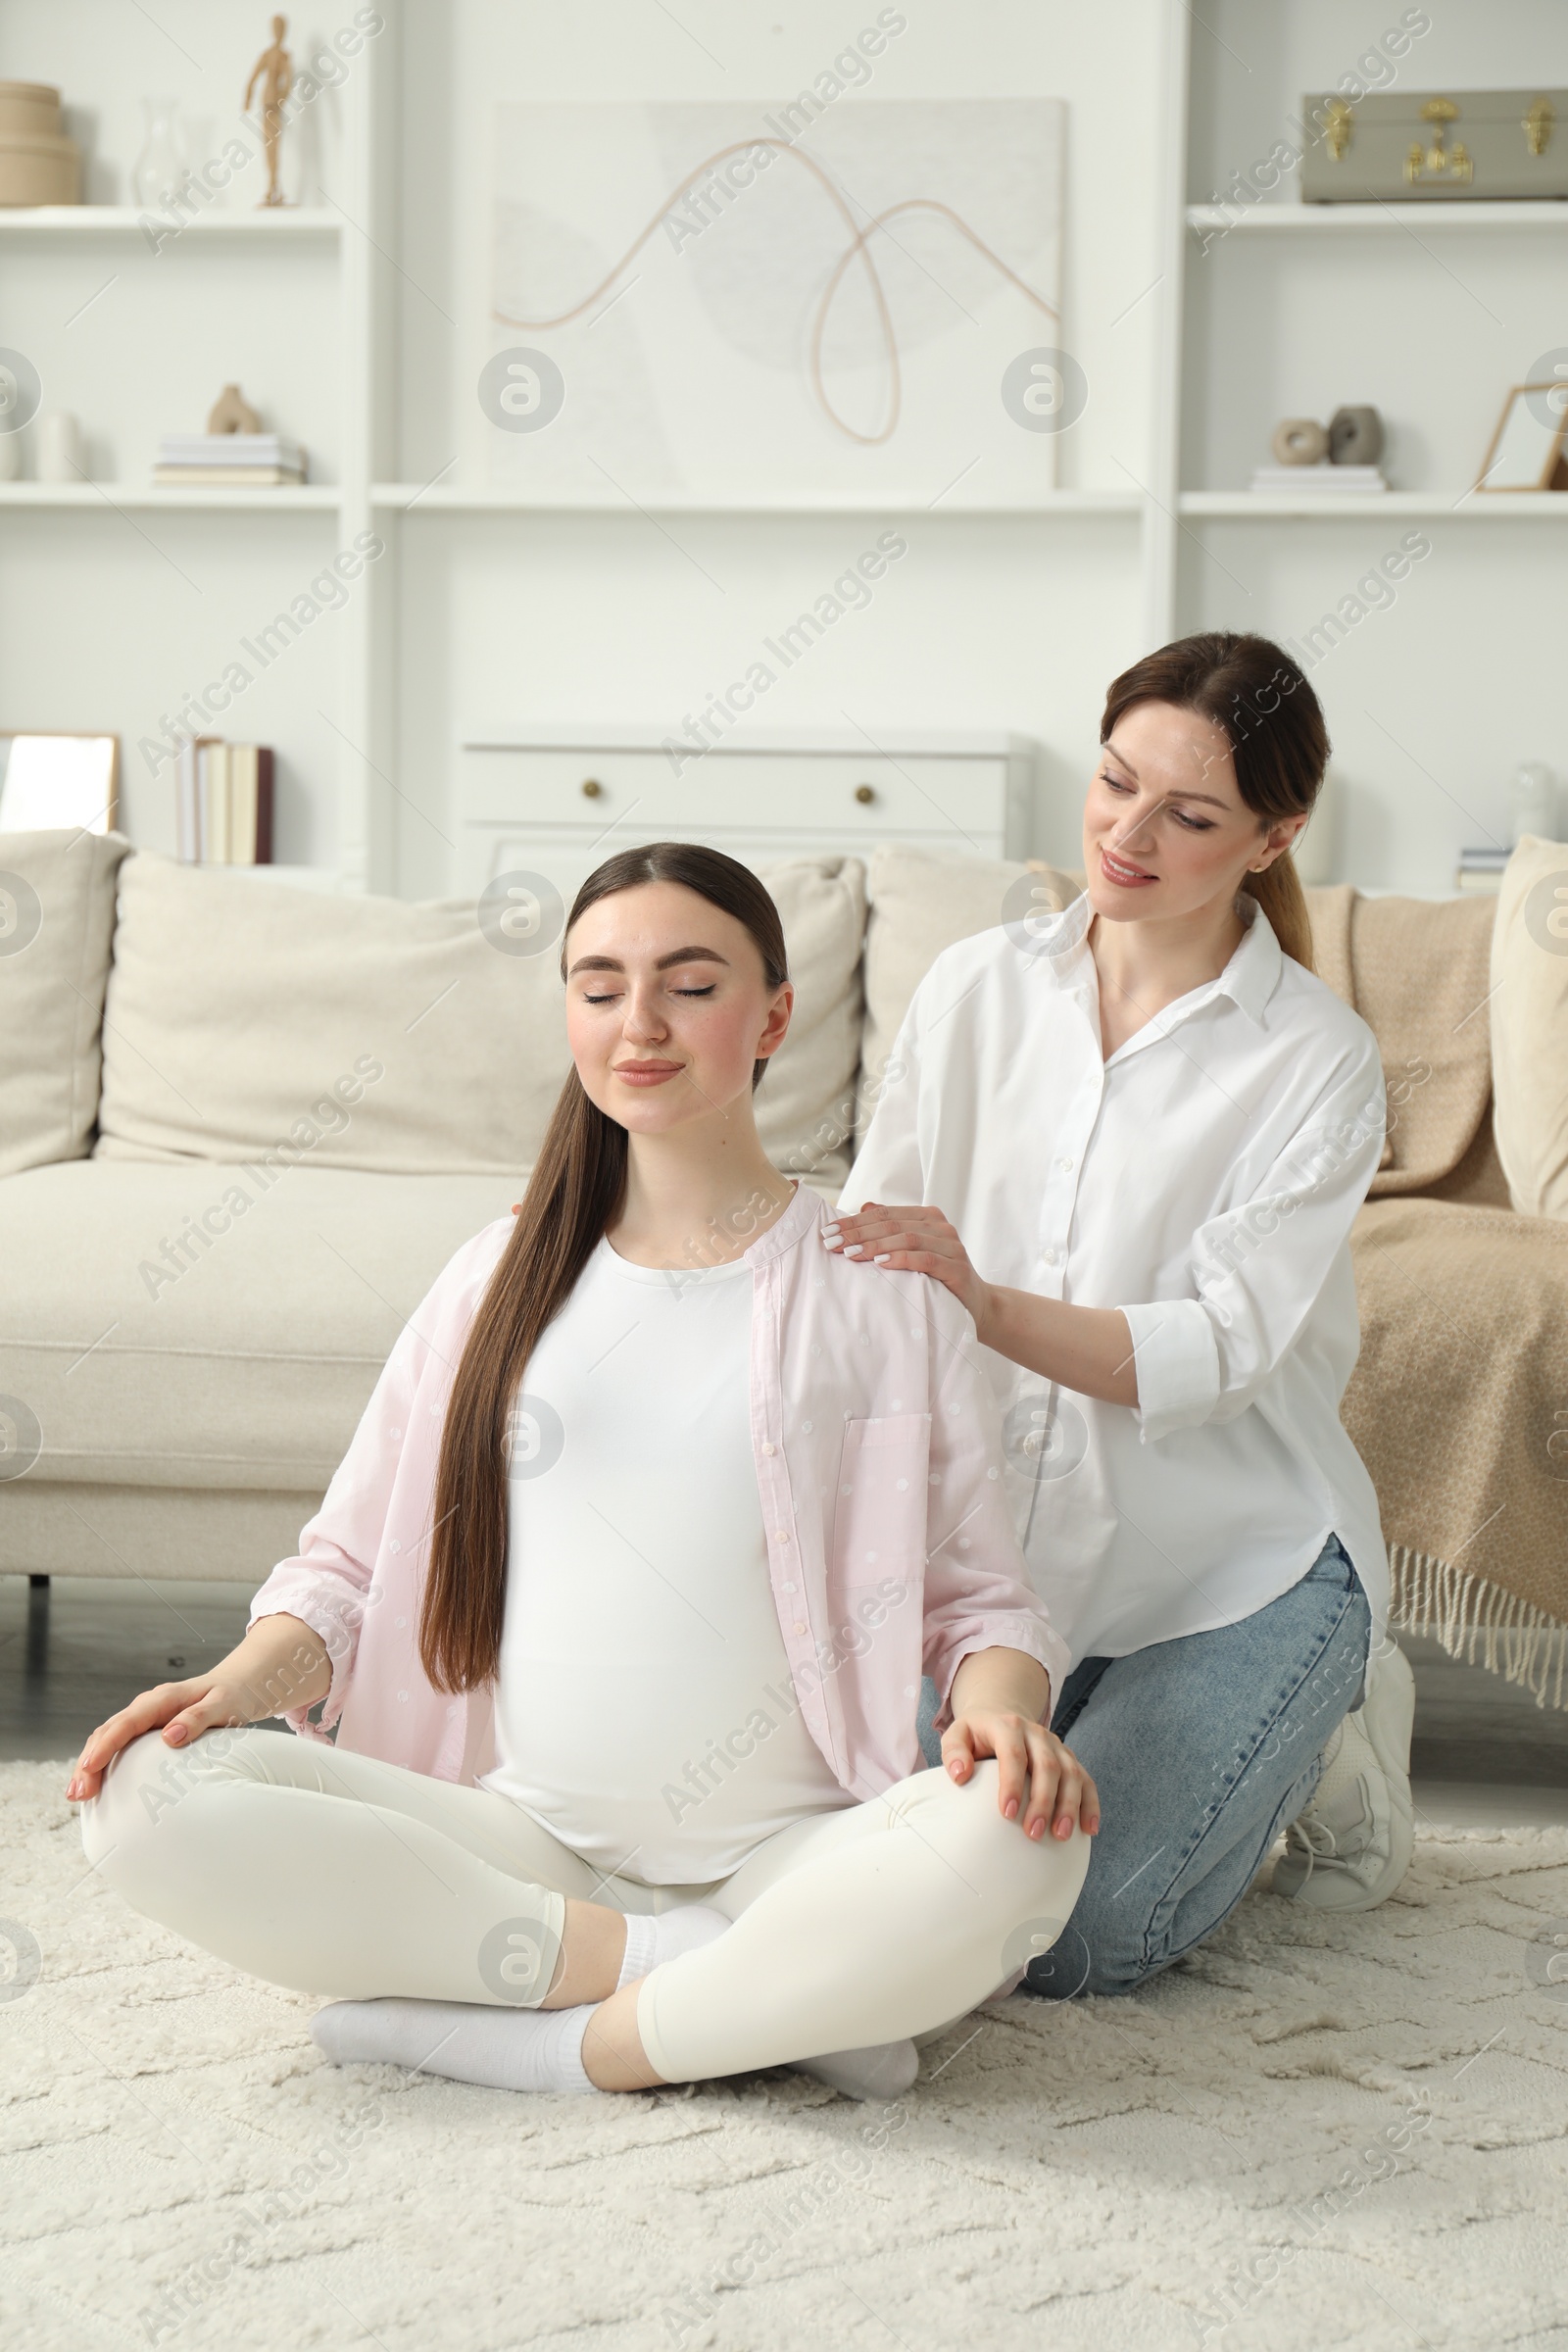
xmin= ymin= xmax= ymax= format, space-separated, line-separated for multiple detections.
xmin=1272 ymin=418 xmax=1330 ymax=466
xmin=1328 ymin=405 xmax=1385 ymax=466
xmin=1271 ymin=407 xmax=1386 ymax=467
xmin=206 ymin=382 xmax=263 ymax=434
xmin=244 ymin=15 xmax=294 ymax=209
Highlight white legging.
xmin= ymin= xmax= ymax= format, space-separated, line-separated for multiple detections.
xmin=84 ymin=1727 xmax=1089 ymax=2083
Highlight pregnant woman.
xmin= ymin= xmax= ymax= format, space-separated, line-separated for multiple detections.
xmin=833 ymin=632 xmax=1414 ymax=1999
xmin=69 ymin=844 xmax=1095 ymax=2100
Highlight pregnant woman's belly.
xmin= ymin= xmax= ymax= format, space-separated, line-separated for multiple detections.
xmin=480 ymin=1241 xmax=852 ymax=1884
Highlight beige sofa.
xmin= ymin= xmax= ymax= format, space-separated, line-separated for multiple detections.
xmin=2 ymin=828 xmax=1565 ymax=1703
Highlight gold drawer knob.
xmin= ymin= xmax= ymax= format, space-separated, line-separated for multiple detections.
xmin=855 ymin=783 xmax=876 ymax=806
xmin=580 ymin=777 xmax=604 ymax=800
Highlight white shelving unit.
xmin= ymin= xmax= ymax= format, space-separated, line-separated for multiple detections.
xmin=0 ymin=206 xmax=340 ymax=236
xmin=1 ymin=0 xmax=1562 ymax=899
xmin=1186 ymin=199 xmax=1568 ymax=233
xmin=0 ymin=482 xmax=340 ymax=511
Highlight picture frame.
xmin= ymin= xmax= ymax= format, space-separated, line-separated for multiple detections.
xmin=0 ymin=732 xmax=122 ymax=834
xmin=1474 ymin=383 xmax=1568 ymax=493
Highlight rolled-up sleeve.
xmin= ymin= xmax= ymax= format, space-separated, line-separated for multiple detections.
xmin=1125 ymin=1046 xmax=1386 ymax=1446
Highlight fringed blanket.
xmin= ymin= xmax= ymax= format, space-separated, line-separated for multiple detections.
xmin=1308 ymin=887 xmax=1568 ymax=1705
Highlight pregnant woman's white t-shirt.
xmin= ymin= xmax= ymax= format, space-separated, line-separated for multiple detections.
xmin=481 ymin=1238 xmax=853 ymax=1884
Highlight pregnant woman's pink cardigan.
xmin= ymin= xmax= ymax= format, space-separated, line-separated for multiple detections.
xmin=250 ymin=1183 xmax=1066 ymax=1797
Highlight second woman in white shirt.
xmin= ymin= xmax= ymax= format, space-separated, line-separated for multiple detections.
xmin=834 ymin=631 xmax=1415 ymax=1986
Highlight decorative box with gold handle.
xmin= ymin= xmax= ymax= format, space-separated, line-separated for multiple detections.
xmin=1300 ymin=88 xmax=1568 ymax=202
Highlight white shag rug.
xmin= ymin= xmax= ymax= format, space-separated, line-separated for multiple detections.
xmin=4 ymin=1759 xmax=1568 ymax=2352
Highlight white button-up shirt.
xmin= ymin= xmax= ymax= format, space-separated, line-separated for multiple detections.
xmin=842 ymin=895 xmax=1389 ymax=1670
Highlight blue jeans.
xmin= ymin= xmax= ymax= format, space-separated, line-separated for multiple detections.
xmin=918 ymin=1535 xmax=1371 ymax=1998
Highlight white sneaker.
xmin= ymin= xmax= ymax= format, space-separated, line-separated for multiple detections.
xmin=1272 ymin=1642 xmax=1416 ymax=1911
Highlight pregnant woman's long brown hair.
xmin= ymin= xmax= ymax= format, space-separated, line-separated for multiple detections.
xmin=419 ymin=842 xmax=789 ymax=1693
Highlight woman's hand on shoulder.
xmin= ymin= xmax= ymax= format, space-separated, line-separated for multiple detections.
xmin=943 ymin=1707 xmax=1100 ymax=1842
xmin=823 ymin=1202 xmax=991 ymax=1327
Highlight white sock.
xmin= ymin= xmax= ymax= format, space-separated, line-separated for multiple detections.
xmin=795 ymin=2040 xmax=920 ymax=2102
xmin=312 ymin=1997 xmax=599 ymax=2095
xmin=310 ymin=1909 xmax=731 ymax=2095
xmin=617 ymin=1903 xmax=730 ymax=1989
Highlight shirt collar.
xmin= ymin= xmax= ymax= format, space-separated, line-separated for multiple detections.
xmin=1036 ymin=886 xmax=1283 ymax=1028
xmin=1214 ymin=895 xmax=1284 ymax=1024
xmin=742 ymin=1178 xmax=824 ymax=1270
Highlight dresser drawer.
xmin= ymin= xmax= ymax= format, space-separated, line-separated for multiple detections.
xmin=458 ymin=746 xmax=1019 ymax=842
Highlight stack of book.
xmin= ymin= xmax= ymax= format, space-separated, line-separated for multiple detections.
xmin=175 ymin=739 xmax=274 ymax=863
xmin=1250 ymin=465 xmax=1388 ymax=495
xmin=1455 ymin=846 xmax=1511 ymax=895
xmin=154 ymin=434 xmax=307 ymax=488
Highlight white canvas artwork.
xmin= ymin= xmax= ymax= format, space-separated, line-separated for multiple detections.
xmin=487 ymin=99 xmax=1067 ymax=504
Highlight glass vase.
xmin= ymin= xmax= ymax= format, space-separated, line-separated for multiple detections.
xmin=131 ymin=98 xmax=184 ymax=211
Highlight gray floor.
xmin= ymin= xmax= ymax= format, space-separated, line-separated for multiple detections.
xmin=4 ymin=1573 xmax=1566 ymax=1828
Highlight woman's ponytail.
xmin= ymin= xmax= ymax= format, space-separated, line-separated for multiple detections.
xmin=1241 ymin=847 xmax=1315 ymax=972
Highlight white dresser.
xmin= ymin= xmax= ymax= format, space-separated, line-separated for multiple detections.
xmin=453 ymin=728 xmax=1037 ymax=900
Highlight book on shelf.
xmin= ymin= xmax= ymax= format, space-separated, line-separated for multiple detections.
xmin=154 ymin=465 xmax=305 ymax=486
xmin=174 ymin=738 xmax=273 ymax=864
xmin=154 ymin=433 xmax=307 ymax=487
xmin=1250 ymin=465 xmax=1388 ymax=494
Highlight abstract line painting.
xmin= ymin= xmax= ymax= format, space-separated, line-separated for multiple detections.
xmin=489 ymin=99 xmax=1066 ymax=502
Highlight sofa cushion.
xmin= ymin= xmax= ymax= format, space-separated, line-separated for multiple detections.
xmin=0 ymin=827 xmax=132 ymax=1177
xmin=1306 ymin=883 xmax=1494 ymax=1197
xmin=861 ymin=845 xmax=1082 ymax=1092
xmin=95 ymin=855 xmax=570 ymax=1177
xmin=93 ymin=851 xmax=865 ymax=1189
xmin=1491 ymin=834 xmax=1568 ymax=1219
xmin=0 ymin=1158 xmax=519 ymax=1492
xmin=753 ymin=855 xmax=865 ymax=1192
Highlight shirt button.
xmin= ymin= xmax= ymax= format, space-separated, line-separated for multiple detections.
xmin=396 ymin=1690 xmax=409 ymax=1702
xmin=395 ymin=1615 xmax=408 ymax=1629
xmin=1056 ymin=1157 xmax=1074 ymax=1173
xmin=389 ymin=1541 xmax=401 ymax=1555
xmin=1040 ymin=1250 xmax=1057 ymax=1269
xmin=776 ymin=1528 xmax=791 ymax=1543
xmin=389 ymin=1427 xmax=402 ymax=1442
xmin=793 ymin=1622 xmax=807 ymax=1635
xmin=802 ymin=1420 xmax=812 ymax=1434
xmin=760 ymin=1442 xmax=776 ymax=1456
xmin=782 ymin=1581 xmax=797 ymax=1593
xmin=896 ymin=1478 xmax=908 ymax=1492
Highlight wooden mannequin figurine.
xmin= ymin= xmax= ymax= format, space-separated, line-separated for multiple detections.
xmin=244 ymin=15 xmax=294 ymax=208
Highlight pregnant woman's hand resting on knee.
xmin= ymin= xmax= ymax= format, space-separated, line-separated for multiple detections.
xmin=946 ymin=1646 xmax=1100 ymax=1840
xmin=65 ymin=1612 xmax=330 ymax=1803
